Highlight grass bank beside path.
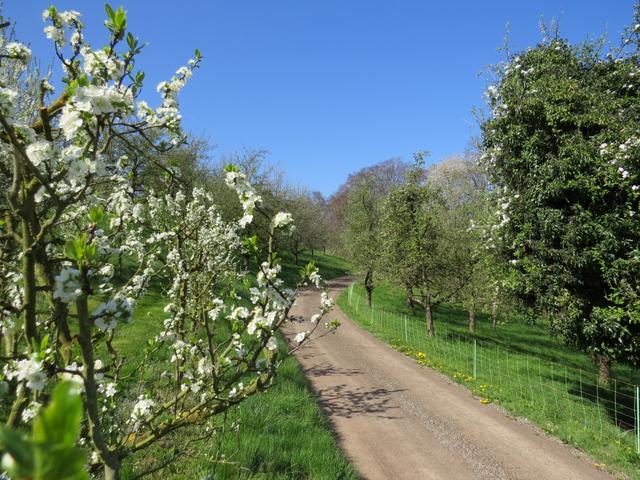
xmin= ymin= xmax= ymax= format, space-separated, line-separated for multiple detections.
xmin=118 ymin=252 xmax=357 ymax=479
xmin=338 ymin=282 xmax=640 ymax=480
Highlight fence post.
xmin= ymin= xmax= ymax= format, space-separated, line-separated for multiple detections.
xmin=614 ymin=379 xmax=618 ymax=428
xmin=636 ymin=385 xmax=640 ymax=455
xmin=473 ymin=339 xmax=477 ymax=379
xmin=404 ymin=315 xmax=408 ymax=343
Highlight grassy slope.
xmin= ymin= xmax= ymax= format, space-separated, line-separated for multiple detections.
xmin=119 ymin=251 xmax=356 ymax=479
xmin=338 ymin=282 xmax=640 ymax=480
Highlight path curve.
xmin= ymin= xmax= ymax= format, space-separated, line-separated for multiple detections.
xmin=283 ymin=277 xmax=614 ymax=480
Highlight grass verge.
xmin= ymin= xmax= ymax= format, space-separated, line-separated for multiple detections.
xmin=337 ymin=282 xmax=640 ymax=480
xmin=118 ymin=252 xmax=357 ymax=479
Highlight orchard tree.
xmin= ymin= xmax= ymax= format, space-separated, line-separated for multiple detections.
xmin=345 ymin=177 xmax=380 ymax=307
xmin=481 ymin=11 xmax=640 ymax=383
xmin=381 ymin=154 xmax=467 ymax=336
xmin=0 ymin=6 xmax=336 ymax=479
xmin=426 ymin=154 xmax=494 ymax=332
xmin=343 ymin=158 xmax=409 ymax=306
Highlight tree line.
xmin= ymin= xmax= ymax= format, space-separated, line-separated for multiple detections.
xmin=335 ymin=5 xmax=640 ymax=385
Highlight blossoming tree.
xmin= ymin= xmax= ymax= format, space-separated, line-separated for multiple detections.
xmin=481 ymin=11 xmax=640 ymax=384
xmin=0 ymin=6 xmax=335 ymax=479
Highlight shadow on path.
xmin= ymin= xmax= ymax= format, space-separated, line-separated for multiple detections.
xmin=316 ymin=383 xmax=404 ymax=419
xmin=305 ymin=362 xmax=364 ymax=378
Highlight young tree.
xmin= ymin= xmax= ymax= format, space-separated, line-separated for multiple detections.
xmin=343 ymin=158 xmax=409 ymax=306
xmin=481 ymin=11 xmax=640 ymax=383
xmin=0 ymin=7 xmax=336 ymax=478
xmin=344 ymin=177 xmax=380 ymax=306
xmin=381 ymin=155 xmax=466 ymax=336
xmin=426 ymin=154 xmax=493 ymax=332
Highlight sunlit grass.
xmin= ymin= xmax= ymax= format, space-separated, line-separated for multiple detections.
xmin=117 ymin=252 xmax=356 ymax=479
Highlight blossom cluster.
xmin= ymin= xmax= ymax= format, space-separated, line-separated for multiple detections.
xmin=0 ymin=6 xmax=337 ymax=475
xmin=225 ymin=169 xmax=263 ymax=228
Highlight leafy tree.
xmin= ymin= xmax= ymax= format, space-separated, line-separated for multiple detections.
xmin=345 ymin=177 xmax=381 ymax=306
xmin=381 ymin=155 xmax=466 ymax=336
xmin=426 ymin=154 xmax=494 ymax=332
xmin=481 ymin=10 xmax=640 ymax=383
xmin=343 ymin=158 xmax=410 ymax=306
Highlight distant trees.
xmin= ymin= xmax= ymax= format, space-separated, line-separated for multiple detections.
xmin=344 ymin=176 xmax=382 ymax=307
xmin=481 ymin=11 xmax=640 ymax=384
xmin=278 ymin=189 xmax=328 ymax=264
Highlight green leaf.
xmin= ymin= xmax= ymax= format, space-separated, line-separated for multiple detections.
xmin=114 ymin=7 xmax=126 ymax=31
xmin=33 ymin=382 xmax=83 ymax=446
xmin=88 ymin=206 xmax=104 ymax=224
xmin=104 ymin=4 xmax=115 ymax=21
xmin=39 ymin=335 xmax=49 ymax=354
xmin=84 ymin=242 xmax=97 ymax=263
xmin=35 ymin=444 xmax=88 ymax=480
xmin=0 ymin=428 xmax=34 ymax=472
xmin=64 ymin=234 xmax=87 ymax=263
xmin=76 ymin=74 xmax=89 ymax=87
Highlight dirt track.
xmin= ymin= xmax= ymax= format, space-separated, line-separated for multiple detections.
xmin=284 ymin=277 xmax=615 ymax=480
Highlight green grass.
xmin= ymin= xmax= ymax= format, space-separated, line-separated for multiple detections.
xmin=278 ymin=250 xmax=352 ymax=286
xmin=338 ymin=282 xmax=640 ymax=480
xmin=116 ymin=252 xmax=356 ymax=479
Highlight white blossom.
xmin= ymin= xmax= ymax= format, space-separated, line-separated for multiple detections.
xmin=25 ymin=140 xmax=53 ymax=167
xmin=265 ymin=336 xmax=278 ymax=351
xmin=273 ymin=211 xmax=293 ymax=228
xmin=59 ymin=106 xmax=83 ymax=140
xmin=53 ymin=268 xmax=83 ymax=303
xmin=0 ymin=87 xmax=17 ymax=115
xmin=5 ymin=358 xmax=46 ymax=391
xmin=294 ymin=331 xmax=308 ymax=344
xmin=130 ymin=395 xmax=155 ymax=426
xmin=5 ymin=42 xmax=32 ymax=63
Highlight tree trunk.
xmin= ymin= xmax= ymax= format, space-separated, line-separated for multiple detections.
xmin=423 ymin=292 xmax=434 ymax=336
xmin=468 ymin=304 xmax=476 ymax=333
xmin=311 ymin=248 xmax=315 ymax=259
xmin=364 ymin=269 xmax=373 ymax=307
xmin=77 ymin=295 xmax=120 ymax=479
xmin=598 ymin=355 xmax=612 ymax=387
xmin=294 ymin=251 xmax=299 ymax=265
xmin=406 ymin=287 xmax=415 ymax=312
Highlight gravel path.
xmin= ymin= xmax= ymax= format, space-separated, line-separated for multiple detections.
xmin=283 ymin=277 xmax=615 ymax=480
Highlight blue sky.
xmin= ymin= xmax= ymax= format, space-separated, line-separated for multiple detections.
xmin=6 ymin=1 xmax=636 ymax=196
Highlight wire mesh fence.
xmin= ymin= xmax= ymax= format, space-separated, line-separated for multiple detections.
xmin=345 ymin=284 xmax=640 ymax=461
